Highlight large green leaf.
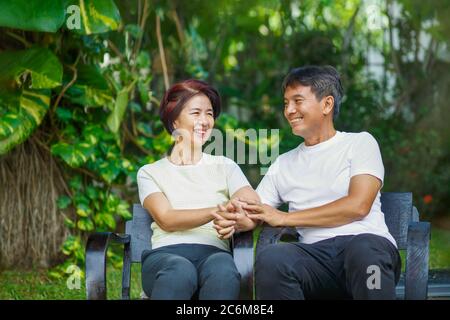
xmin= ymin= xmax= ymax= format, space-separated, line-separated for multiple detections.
xmin=70 ymin=0 xmax=121 ymax=35
xmin=106 ymin=88 xmax=129 ymax=133
xmin=64 ymin=64 xmax=113 ymax=107
xmin=0 ymin=48 xmax=62 ymax=155
xmin=0 ymin=48 xmax=63 ymax=89
xmin=51 ymin=141 xmax=95 ymax=168
xmin=0 ymin=0 xmax=121 ymax=34
xmin=0 ymin=89 xmax=50 ymax=155
xmin=0 ymin=0 xmax=66 ymax=32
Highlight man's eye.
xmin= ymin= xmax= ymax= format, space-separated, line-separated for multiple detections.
xmin=295 ymin=99 xmax=303 ymax=104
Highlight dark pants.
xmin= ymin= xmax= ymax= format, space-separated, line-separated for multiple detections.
xmin=255 ymin=233 xmax=401 ymax=300
xmin=141 ymin=243 xmax=240 ymax=300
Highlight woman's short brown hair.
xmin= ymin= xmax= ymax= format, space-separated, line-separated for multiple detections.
xmin=159 ymin=79 xmax=221 ymax=134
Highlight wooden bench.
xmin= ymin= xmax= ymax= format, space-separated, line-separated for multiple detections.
xmin=86 ymin=192 xmax=448 ymax=300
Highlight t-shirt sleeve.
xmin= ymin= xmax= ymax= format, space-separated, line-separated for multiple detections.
xmin=350 ymin=132 xmax=385 ymax=184
xmin=223 ymin=157 xmax=251 ymax=196
xmin=256 ymin=158 xmax=283 ymax=208
xmin=137 ymin=166 xmax=162 ymax=206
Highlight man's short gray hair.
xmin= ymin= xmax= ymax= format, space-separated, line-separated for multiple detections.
xmin=282 ymin=65 xmax=344 ymax=119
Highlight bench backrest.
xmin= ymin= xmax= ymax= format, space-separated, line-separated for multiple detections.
xmin=126 ymin=192 xmax=415 ymax=262
xmin=126 ymin=204 xmax=153 ymax=263
xmin=380 ymin=192 xmax=414 ymax=250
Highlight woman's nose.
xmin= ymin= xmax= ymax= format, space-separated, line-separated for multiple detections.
xmin=198 ymin=113 xmax=208 ymax=124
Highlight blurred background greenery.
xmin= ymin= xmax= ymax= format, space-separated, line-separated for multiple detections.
xmin=0 ymin=0 xmax=449 ymax=299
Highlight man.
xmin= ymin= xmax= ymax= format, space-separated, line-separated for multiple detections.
xmin=213 ymin=65 xmax=401 ymax=300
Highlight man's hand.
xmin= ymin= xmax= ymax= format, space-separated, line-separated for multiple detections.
xmin=238 ymin=198 xmax=286 ymax=227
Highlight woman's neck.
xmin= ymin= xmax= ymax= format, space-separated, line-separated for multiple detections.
xmin=168 ymin=142 xmax=203 ymax=165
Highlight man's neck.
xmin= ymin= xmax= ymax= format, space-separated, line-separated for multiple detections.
xmin=303 ymin=127 xmax=337 ymax=147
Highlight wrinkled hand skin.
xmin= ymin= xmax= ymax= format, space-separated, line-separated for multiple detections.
xmin=238 ymin=198 xmax=286 ymax=228
xmin=211 ymin=199 xmax=259 ymax=239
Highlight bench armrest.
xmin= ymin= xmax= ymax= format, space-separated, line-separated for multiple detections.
xmin=232 ymin=230 xmax=254 ymax=300
xmin=85 ymin=232 xmax=131 ymax=300
xmin=405 ymin=221 xmax=431 ymax=300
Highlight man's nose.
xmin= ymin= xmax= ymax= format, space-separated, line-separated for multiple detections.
xmin=285 ymin=102 xmax=296 ymax=114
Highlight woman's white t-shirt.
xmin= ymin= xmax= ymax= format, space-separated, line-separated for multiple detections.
xmin=137 ymin=153 xmax=250 ymax=251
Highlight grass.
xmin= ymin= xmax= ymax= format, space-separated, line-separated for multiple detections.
xmin=1 ymin=227 xmax=449 ymax=300
xmin=0 ymin=264 xmax=143 ymax=300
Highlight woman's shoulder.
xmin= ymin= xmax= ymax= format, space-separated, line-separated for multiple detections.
xmin=202 ymin=153 xmax=238 ymax=166
xmin=137 ymin=157 xmax=169 ymax=176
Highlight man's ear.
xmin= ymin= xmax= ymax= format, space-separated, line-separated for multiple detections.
xmin=322 ymin=96 xmax=334 ymax=116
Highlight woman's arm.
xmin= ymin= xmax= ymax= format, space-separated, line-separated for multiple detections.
xmin=212 ymin=186 xmax=262 ymax=238
xmin=143 ymin=192 xmax=217 ymax=232
xmin=231 ymin=185 xmax=259 ymax=202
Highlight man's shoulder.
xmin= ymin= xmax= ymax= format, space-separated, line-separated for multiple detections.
xmin=342 ymin=130 xmax=375 ymax=139
xmin=340 ymin=131 xmax=377 ymax=145
xmin=277 ymin=144 xmax=302 ymax=162
xmin=264 ymin=145 xmax=301 ymax=176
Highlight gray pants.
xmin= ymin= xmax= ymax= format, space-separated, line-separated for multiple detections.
xmin=141 ymin=243 xmax=240 ymax=300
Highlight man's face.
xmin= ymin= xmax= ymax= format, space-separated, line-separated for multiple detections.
xmin=283 ymin=84 xmax=325 ymax=137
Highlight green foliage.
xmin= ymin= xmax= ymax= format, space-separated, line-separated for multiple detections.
xmin=0 ymin=0 xmax=121 ymax=34
xmin=0 ymin=47 xmax=63 ymax=155
xmin=69 ymin=0 xmax=122 ymax=35
xmin=64 ymin=64 xmax=114 ymax=107
xmin=0 ymin=0 xmax=66 ymax=32
xmin=0 ymin=0 xmax=136 ymax=276
xmin=0 ymin=48 xmax=63 ymax=88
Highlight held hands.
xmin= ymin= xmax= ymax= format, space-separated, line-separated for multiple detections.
xmin=211 ymin=199 xmax=258 ymax=240
xmin=211 ymin=198 xmax=286 ymax=240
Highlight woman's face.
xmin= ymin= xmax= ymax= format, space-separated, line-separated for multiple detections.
xmin=172 ymin=93 xmax=214 ymax=147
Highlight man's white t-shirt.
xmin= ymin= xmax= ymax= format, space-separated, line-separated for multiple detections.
xmin=256 ymin=131 xmax=397 ymax=247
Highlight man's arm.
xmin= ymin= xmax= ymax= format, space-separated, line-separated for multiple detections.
xmin=244 ymin=174 xmax=381 ymax=228
xmin=143 ymin=193 xmax=217 ymax=232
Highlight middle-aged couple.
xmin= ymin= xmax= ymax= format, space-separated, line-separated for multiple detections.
xmin=137 ymin=65 xmax=401 ymax=300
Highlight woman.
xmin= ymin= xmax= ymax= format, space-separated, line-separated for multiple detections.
xmin=137 ymin=79 xmax=259 ymax=300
